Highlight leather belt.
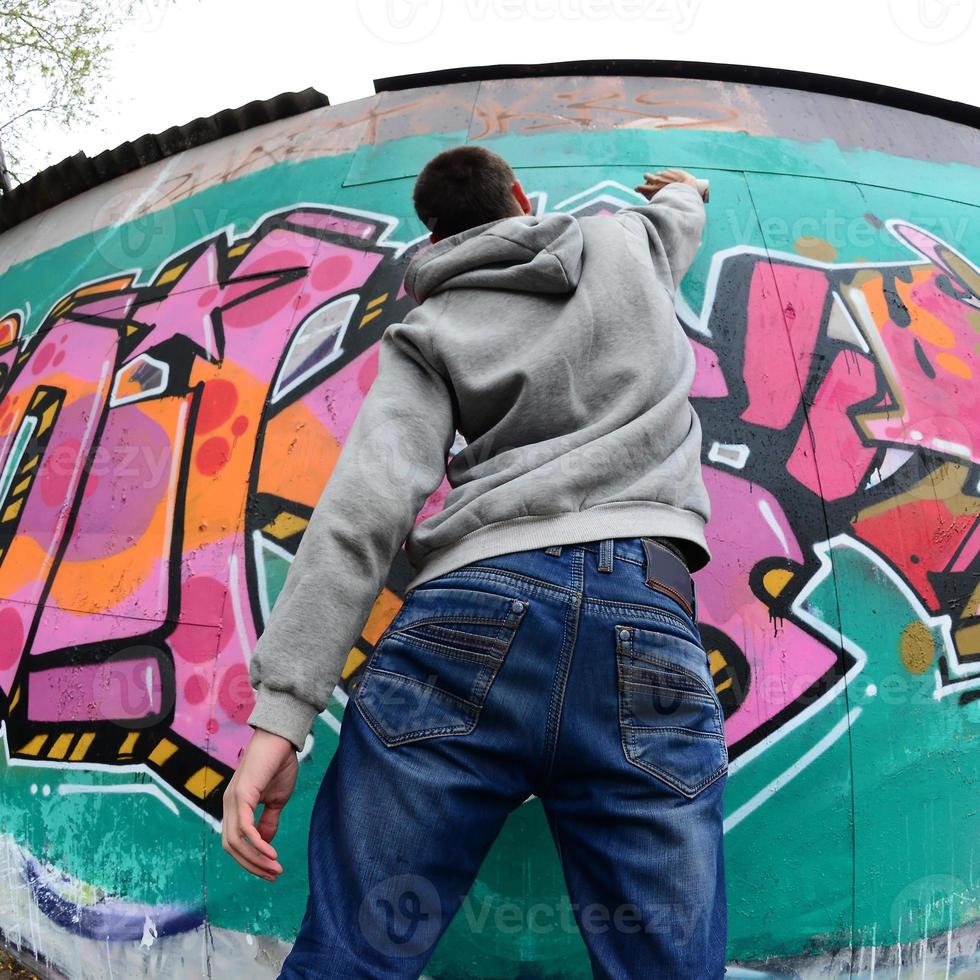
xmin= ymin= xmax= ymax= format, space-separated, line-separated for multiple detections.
xmin=640 ymin=536 xmax=696 ymax=619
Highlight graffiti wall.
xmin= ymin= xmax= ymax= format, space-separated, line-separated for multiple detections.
xmin=0 ymin=76 xmax=978 ymax=978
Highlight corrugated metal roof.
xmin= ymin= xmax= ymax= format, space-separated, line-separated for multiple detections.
xmin=2 ymin=60 xmax=975 ymax=236
xmin=0 ymin=87 xmax=329 ymax=234
xmin=375 ymin=58 xmax=980 ymax=129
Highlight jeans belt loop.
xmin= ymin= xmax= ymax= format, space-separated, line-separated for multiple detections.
xmin=597 ymin=538 xmax=615 ymax=573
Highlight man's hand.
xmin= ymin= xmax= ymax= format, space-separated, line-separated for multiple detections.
xmin=222 ymin=728 xmax=298 ymax=881
xmin=635 ymin=168 xmax=706 ymax=201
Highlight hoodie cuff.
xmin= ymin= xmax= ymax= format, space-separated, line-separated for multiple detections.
xmin=246 ymin=685 xmax=321 ymax=751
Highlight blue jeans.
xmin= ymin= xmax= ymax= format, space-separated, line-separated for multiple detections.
xmin=279 ymin=537 xmax=728 ymax=979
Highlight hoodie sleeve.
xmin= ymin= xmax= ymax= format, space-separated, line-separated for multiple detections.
xmin=615 ymin=181 xmax=706 ymax=293
xmin=246 ymin=310 xmax=457 ymax=750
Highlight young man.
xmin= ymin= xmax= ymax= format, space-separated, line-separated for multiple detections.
xmin=223 ymin=146 xmax=725 ymax=978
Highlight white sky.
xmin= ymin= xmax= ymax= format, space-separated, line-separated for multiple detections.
xmin=27 ymin=0 xmax=980 ymax=179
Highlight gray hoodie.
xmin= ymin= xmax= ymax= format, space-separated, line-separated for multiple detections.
xmin=247 ymin=180 xmax=710 ymax=749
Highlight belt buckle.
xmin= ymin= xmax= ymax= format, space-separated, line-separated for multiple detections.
xmin=640 ymin=537 xmax=695 ymax=619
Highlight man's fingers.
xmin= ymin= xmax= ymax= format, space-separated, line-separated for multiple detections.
xmin=256 ymin=802 xmax=284 ymax=844
xmin=223 ymin=835 xmax=281 ymax=880
xmin=224 ymin=817 xmax=283 ymax=877
xmin=237 ymin=799 xmax=282 ymax=865
xmin=221 ymin=786 xmax=283 ymax=879
xmin=222 ymin=800 xmax=272 ymax=879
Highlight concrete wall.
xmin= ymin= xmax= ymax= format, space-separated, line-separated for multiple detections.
xmin=0 ymin=75 xmax=978 ymax=978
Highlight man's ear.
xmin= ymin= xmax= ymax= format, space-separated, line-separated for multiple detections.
xmin=513 ymin=180 xmax=532 ymax=215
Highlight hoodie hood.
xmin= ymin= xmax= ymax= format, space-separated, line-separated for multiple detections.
xmin=404 ymin=212 xmax=583 ymax=304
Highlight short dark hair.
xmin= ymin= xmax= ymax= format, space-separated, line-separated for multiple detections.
xmin=412 ymin=145 xmax=518 ymax=239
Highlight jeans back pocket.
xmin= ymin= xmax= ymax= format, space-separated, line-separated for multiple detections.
xmin=354 ymin=585 xmax=530 ymax=747
xmin=615 ymin=623 xmax=728 ymax=799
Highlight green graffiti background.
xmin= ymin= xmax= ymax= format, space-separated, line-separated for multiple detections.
xmin=1 ymin=126 xmax=979 ymax=976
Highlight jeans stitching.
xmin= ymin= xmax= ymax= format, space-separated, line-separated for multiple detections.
xmin=628 ymin=724 xmax=727 ymax=741
xmin=383 ymin=630 xmax=507 ymax=667
xmin=625 ymin=639 xmax=717 ymax=703
xmin=360 ymin=708 xmax=478 ymax=748
xmin=616 ymin=629 xmax=727 ymax=798
xmin=354 ymin=671 xmax=482 ymax=747
xmin=622 ymin=717 xmax=728 ymax=798
xmin=541 ymin=547 xmax=584 ymax=788
xmin=625 ymin=738 xmax=728 ymax=798
xmin=597 ymin=538 xmax=614 ymax=572
xmin=388 ymin=610 xmax=522 ymax=648
xmin=398 ymin=623 xmax=509 ymax=657
xmin=644 ymin=577 xmax=695 ymax=619
xmin=626 ymin=649 xmax=721 ymax=715
xmin=583 ymin=598 xmax=698 ymax=638
xmin=354 ymin=596 xmax=532 ymax=747
xmin=580 ymin=546 xmax=645 ymax=568
xmin=361 ymin=666 xmax=484 ymax=711
xmin=622 ymin=674 xmax=716 ymax=704
xmin=421 ymin=566 xmax=577 ymax=603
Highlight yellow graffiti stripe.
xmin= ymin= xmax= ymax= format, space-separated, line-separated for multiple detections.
xmin=69 ymin=732 xmax=97 ymax=761
xmin=262 ymin=511 xmax=309 ymax=540
xmin=707 ymin=647 xmax=727 ymax=683
xmin=76 ymin=277 xmax=134 ymax=297
xmin=18 ymin=735 xmax=47 ymax=755
xmin=359 ymin=309 xmax=383 ymax=329
xmin=184 ymin=766 xmax=225 ymax=799
xmin=342 ymin=645 xmax=367 ymax=679
xmin=155 ymin=264 xmax=188 ymax=286
xmin=0 ymin=390 xmax=61 ymax=535
xmin=366 ymin=293 xmax=388 ymax=309
xmin=38 ymin=401 xmax=58 ymax=434
xmin=118 ymin=731 xmax=140 ymax=755
xmin=149 ymin=737 xmax=178 ymax=766
xmin=47 ymin=733 xmax=75 ymax=759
